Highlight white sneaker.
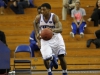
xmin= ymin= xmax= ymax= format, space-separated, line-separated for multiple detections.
xmin=70 ymin=32 xmax=74 ymax=38
xmin=1 ymin=11 xmax=4 ymax=15
xmin=87 ymin=18 xmax=91 ymax=22
xmin=80 ymin=33 xmax=84 ymax=38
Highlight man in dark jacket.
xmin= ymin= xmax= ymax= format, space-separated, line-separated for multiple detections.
xmin=10 ymin=0 xmax=29 ymax=14
xmin=87 ymin=29 xmax=100 ymax=48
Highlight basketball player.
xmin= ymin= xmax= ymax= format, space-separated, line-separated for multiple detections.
xmin=33 ymin=3 xmax=67 ymax=75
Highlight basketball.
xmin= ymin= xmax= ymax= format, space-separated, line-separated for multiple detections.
xmin=40 ymin=28 xmax=53 ymax=40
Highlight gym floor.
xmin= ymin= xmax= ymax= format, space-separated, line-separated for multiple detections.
xmin=9 ymin=70 xmax=100 ymax=75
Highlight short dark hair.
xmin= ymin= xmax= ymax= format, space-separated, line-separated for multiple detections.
xmin=37 ymin=6 xmax=41 ymax=10
xmin=41 ymin=3 xmax=51 ymax=9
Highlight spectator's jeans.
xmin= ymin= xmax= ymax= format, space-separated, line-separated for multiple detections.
xmin=30 ymin=43 xmax=40 ymax=57
xmin=71 ymin=22 xmax=86 ymax=34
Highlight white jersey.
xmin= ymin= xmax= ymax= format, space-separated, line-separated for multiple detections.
xmin=39 ymin=13 xmax=66 ymax=60
xmin=39 ymin=13 xmax=55 ymax=33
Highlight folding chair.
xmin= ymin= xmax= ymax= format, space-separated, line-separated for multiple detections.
xmin=13 ymin=44 xmax=32 ymax=75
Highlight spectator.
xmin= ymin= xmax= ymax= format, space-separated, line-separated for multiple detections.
xmin=10 ymin=0 xmax=29 ymax=14
xmin=0 ymin=30 xmax=7 ymax=46
xmin=87 ymin=29 xmax=100 ymax=48
xmin=62 ymin=0 xmax=80 ymax=20
xmin=88 ymin=0 xmax=100 ymax=26
xmin=70 ymin=1 xmax=86 ymax=38
xmin=29 ymin=31 xmax=40 ymax=57
xmin=0 ymin=0 xmax=8 ymax=14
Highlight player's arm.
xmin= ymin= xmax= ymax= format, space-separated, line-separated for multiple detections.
xmin=33 ymin=15 xmax=40 ymax=36
xmin=33 ymin=15 xmax=41 ymax=47
xmin=52 ymin=14 xmax=62 ymax=33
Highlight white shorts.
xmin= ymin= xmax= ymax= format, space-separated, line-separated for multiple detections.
xmin=40 ymin=33 xmax=66 ymax=60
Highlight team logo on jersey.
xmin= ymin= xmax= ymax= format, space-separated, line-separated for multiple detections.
xmin=49 ymin=21 xmax=52 ymax=23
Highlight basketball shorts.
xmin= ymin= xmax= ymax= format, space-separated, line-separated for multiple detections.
xmin=40 ymin=33 xmax=66 ymax=60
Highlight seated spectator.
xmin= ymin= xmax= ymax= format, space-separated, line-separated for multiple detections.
xmin=10 ymin=0 xmax=29 ymax=14
xmin=62 ymin=0 xmax=80 ymax=20
xmin=0 ymin=0 xmax=8 ymax=14
xmin=29 ymin=31 xmax=40 ymax=57
xmin=87 ymin=29 xmax=100 ymax=48
xmin=0 ymin=30 xmax=7 ymax=46
xmin=88 ymin=0 xmax=100 ymax=26
xmin=70 ymin=1 xmax=86 ymax=38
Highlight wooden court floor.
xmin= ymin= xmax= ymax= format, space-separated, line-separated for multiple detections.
xmin=10 ymin=71 xmax=100 ymax=75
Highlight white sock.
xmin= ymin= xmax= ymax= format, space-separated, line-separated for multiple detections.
xmin=47 ymin=68 xmax=51 ymax=72
xmin=62 ymin=70 xmax=67 ymax=73
xmin=50 ymin=56 xmax=53 ymax=60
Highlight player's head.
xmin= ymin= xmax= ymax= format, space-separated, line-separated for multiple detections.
xmin=75 ymin=1 xmax=80 ymax=9
xmin=37 ymin=6 xmax=41 ymax=14
xmin=41 ymin=3 xmax=51 ymax=16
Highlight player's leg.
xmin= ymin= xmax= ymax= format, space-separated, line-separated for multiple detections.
xmin=40 ymin=40 xmax=54 ymax=75
xmin=58 ymin=54 xmax=67 ymax=75
xmin=44 ymin=58 xmax=53 ymax=75
xmin=56 ymin=34 xmax=68 ymax=75
xmin=49 ymin=55 xmax=58 ymax=70
xmin=43 ymin=55 xmax=58 ymax=75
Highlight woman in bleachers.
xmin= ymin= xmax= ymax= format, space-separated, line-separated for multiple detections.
xmin=88 ymin=0 xmax=100 ymax=26
xmin=70 ymin=1 xmax=86 ymax=38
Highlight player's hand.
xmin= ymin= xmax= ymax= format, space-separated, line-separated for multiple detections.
xmin=37 ymin=34 xmax=41 ymax=40
xmin=46 ymin=27 xmax=52 ymax=31
xmin=36 ymin=42 xmax=41 ymax=48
